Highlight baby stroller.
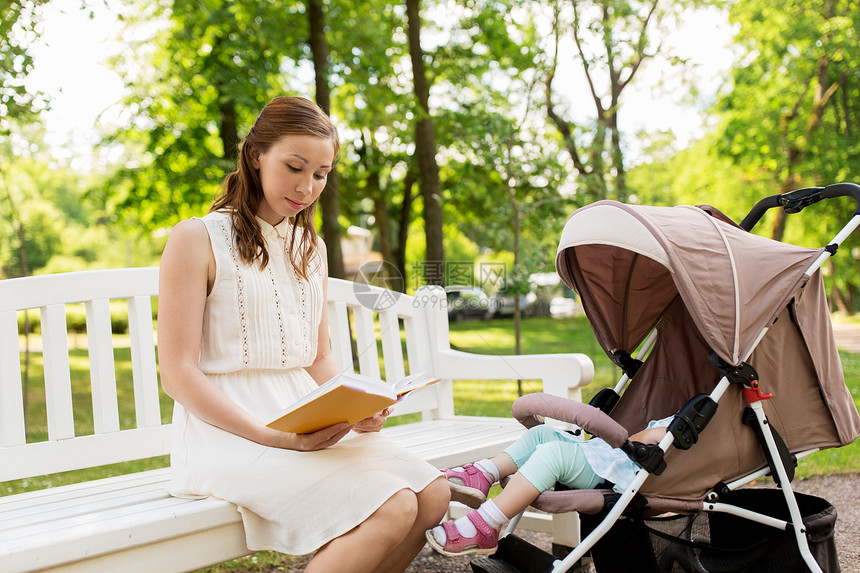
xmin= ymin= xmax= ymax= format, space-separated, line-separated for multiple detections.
xmin=471 ymin=183 xmax=860 ymax=573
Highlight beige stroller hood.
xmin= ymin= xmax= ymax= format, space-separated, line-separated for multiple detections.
xmin=555 ymin=201 xmax=860 ymax=500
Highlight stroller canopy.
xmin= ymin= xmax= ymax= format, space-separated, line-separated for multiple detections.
xmin=556 ymin=201 xmax=822 ymax=366
xmin=556 ymin=201 xmax=860 ymax=497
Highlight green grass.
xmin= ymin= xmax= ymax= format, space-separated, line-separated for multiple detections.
xmin=2 ymin=315 xmax=858 ymax=572
xmin=448 ymin=315 xmax=618 ymax=402
xmin=832 ymin=312 xmax=860 ymax=326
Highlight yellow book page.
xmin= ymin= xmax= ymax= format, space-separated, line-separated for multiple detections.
xmin=267 ymin=385 xmax=397 ymax=434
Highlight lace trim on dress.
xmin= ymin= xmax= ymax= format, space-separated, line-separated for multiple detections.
xmin=289 ymin=242 xmax=310 ymax=358
xmin=265 ymin=263 xmax=289 ymax=368
xmin=218 ymin=218 xmax=250 ymax=368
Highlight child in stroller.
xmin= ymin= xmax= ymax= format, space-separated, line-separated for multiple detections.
xmin=426 ymin=417 xmax=671 ymax=556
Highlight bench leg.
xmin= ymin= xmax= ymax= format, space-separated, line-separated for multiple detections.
xmin=550 ymin=511 xmax=580 ymax=556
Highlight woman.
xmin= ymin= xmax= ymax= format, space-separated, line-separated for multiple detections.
xmin=158 ymin=96 xmax=449 ymax=572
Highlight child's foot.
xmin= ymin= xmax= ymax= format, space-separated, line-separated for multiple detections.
xmin=442 ymin=463 xmax=493 ymax=508
xmin=425 ymin=510 xmax=500 ymax=557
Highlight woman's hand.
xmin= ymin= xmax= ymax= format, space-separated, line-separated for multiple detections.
xmin=267 ymin=422 xmax=353 ymax=451
xmin=352 ymin=407 xmax=392 ymax=433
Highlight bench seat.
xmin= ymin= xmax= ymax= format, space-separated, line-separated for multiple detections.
xmin=0 ymin=468 xmax=246 ymax=573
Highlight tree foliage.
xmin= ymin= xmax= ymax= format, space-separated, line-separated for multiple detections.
xmin=0 ymin=0 xmax=53 ymax=134
xmin=714 ymin=0 xmax=860 ymax=310
xmin=104 ymin=0 xmax=306 ymax=229
xmin=542 ymin=0 xmax=711 ymax=205
xmin=9 ymin=0 xmax=860 ymax=315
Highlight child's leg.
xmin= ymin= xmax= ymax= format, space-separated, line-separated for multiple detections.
xmin=429 ymin=435 xmax=602 ymax=557
xmin=495 ymin=439 xmax=602 ymax=517
xmin=443 ymin=425 xmax=576 ymax=509
xmin=503 ymin=424 xmax=574 ymax=471
xmin=426 ymin=474 xmax=543 ymax=558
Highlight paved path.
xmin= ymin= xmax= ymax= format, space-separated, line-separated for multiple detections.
xmin=833 ymin=321 xmax=860 ymax=354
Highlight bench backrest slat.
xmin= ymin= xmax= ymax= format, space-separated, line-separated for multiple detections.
xmin=0 ymin=310 xmax=26 ymax=447
xmin=128 ymin=295 xmax=161 ymax=428
xmin=41 ymin=303 xmax=76 ymax=441
xmin=84 ymin=298 xmax=121 ymax=434
xmin=0 ymin=268 xmax=164 ymax=479
xmin=327 ymin=300 xmax=354 ymax=373
xmin=378 ymin=310 xmax=407 ymax=384
xmin=403 ymin=310 xmax=431 ymax=374
xmin=352 ymin=305 xmax=381 ymax=379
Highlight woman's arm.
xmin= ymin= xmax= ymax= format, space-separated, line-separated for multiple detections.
xmin=158 ymin=219 xmax=349 ymax=451
xmin=304 ymin=238 xmax=345 ymax=384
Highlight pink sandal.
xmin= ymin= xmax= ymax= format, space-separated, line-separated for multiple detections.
xmin=425 ymin=510 xmax=500 ymax=557
xmin=443 ymin=464 xmax=492 ymax=508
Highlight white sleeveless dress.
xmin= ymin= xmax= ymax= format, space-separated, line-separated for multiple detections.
xmin=168 ymin=211 xmax=441 ymax=555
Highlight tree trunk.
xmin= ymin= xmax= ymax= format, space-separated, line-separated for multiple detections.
xmin=218 ymin=97 xmax=239 ymax=162
xmin=608 ymin=111 xmax=626 ymax=201
xmin=405 ymin=0 xmax=445 ymax=286
xmin=373 ymin=196 xmax=393 ymax=263
xmin=394 ymin=168 xmax=417 ymax=288
xmin=307 ymin=0 xmax=345 ymax=278
xmin=512 ymin=204 xmax=523 ymax=396
xmin=770 ymin=175 xmax=801 ymax=242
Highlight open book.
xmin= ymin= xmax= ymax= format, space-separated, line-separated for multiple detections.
xmin=266 ymin=370 xmax=440 ymax=434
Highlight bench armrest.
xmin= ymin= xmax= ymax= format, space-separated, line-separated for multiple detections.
xmin=432 ymin=348 xmax=594 ymax=399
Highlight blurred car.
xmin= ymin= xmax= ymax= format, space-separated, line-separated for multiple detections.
xmin=490 ymin=287 xmax=536 ymax=318
xmin=445 ymin=286 xmax=492 ymax=321
xmin=549 ymin=296 xmax=577 ymax=317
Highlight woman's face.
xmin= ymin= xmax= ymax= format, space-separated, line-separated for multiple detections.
xmin=252 ymin=135 xmax=335 ymax=226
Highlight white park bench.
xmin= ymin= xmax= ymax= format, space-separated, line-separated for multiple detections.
xmin=0 ymin=267 xmax=593 ymax=573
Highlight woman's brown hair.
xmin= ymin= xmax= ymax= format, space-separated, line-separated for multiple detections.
xmin=211 ymin=96 xmax=340 ymax=278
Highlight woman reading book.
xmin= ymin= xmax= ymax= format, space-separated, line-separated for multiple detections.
xmin=158 ymin=96 xmax=449 ymax=572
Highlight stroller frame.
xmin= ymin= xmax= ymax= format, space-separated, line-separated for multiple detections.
xmin=481 ymin=184 xmax=860 ymax=573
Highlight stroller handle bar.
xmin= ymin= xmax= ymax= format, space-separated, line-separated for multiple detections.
xmin=740 ymin=182 xmax=860 ymax=231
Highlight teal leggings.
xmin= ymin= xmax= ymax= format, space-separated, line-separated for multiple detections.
xmin=503 ymin=424 xmax=604 ymax=492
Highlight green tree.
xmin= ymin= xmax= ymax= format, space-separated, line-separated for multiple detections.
xmin=405 ymin=0 xmax=446 ymax=286
xmin=1 ymin=0 xmax=53 ymax=280
xmin=105 ymin=0 xmax=306 ymax=229
xmin=307 ymin=0 xmax=345 ymax=278
xmin=324 ymin=0 xmax=418 ymax=287
xmin=715 ymin=0 xmax=860 ymax=310
xmin=0 ymin=0 xmax=52 ymax=136
xmin=543 ymin=0 xmax=712 ymax=205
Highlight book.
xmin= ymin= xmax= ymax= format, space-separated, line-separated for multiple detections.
xmin=266 ymin=370 xmax=440 ymax=434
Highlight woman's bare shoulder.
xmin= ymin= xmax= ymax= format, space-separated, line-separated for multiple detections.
xmin=161 ymin=218 xmax=214 ymax=271
xmin=166 ymin=218 xmax=211 ymax=250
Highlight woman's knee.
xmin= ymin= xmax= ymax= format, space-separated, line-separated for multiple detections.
xmin=381 ymin=488 xmax=419 ymax=525
xmin=416 ymin=477 xmax=450 ymax=525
